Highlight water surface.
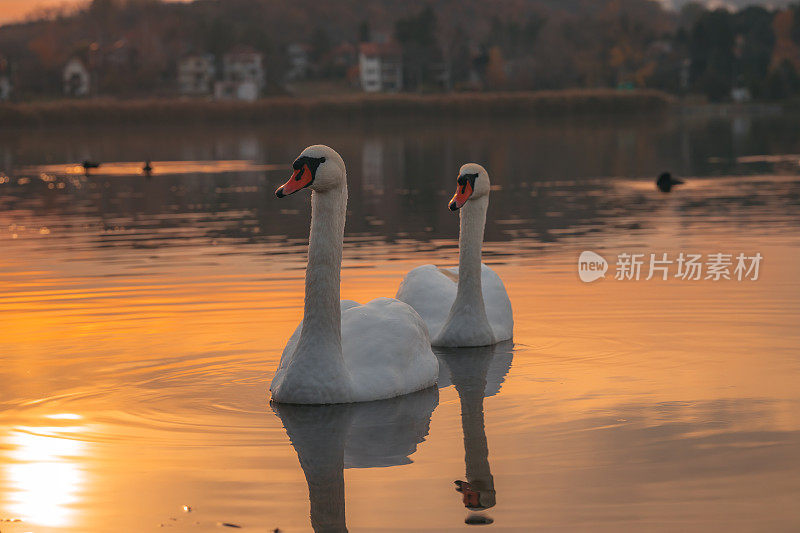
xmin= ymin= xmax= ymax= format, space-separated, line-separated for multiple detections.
xmin=1 ymin=110 xmax=799 ymax=532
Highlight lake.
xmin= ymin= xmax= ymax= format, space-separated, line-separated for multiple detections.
xmin=1 ymin=108 xmax=799 ymax=532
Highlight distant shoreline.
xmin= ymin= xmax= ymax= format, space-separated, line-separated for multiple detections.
xmin=0 ymin=90 xmax=673 ymax=127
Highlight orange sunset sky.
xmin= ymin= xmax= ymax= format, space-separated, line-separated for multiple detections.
xmin=1 ymin=0 xmax=74 ymax=22
xmin=0 ymin=0 xmax=189 ymax=23
xmin=0 ymin=0 xmax=782 ymax=24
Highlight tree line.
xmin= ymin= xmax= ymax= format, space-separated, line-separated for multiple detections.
xmin=1 ymin=0 xmax=799 ymax=101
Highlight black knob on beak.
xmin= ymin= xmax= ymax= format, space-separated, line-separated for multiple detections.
xmin=449 ymin=200 xmax=459 ymax=211
xmin=275 ymin=187 xmax=285 ymax=198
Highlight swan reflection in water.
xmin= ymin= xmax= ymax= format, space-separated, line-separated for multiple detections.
xmin=271 ymin=387 xmax=439 ymax=532
xmin=436 ymin=340 xmax=514 ymax=525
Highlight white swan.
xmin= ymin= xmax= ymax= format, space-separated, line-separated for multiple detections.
xmin=397 ymin=163 xmax=513 ymax=347
xmin=270 ymin=145 xmax=439 ymax=404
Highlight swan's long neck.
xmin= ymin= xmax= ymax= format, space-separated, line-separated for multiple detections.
xmin=293 ymin=184 xmax=348 ymax=372
xmin=455 ymin=194 xmax=489 ymax=309
xmin=447 ymin=350 xmax=495 ymax=508
xmin=297 ymin=411 xmax=348 ymax=532
xmin=305 ymin=439 xmax=347 ymax=533
xmin=460 ymin=383 xmax=493 ymax=496
xmin=435 ymin=194 xmax=494 ymax=346
xmin=277 ymin=405 xmax=350 ymax=532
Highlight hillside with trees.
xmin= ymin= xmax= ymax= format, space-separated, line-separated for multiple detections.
xmin=1 ymin=0 xmax=800 ymax=101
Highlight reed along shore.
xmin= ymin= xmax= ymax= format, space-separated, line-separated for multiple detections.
xmin=0 ymin=89 xmax=673 ymax=127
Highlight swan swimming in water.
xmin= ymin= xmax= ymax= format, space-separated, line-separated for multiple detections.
xmin=270 ymin=145 xmax=439 ymax=404
xmin=397 ymin=163 xmax=513 ymax=347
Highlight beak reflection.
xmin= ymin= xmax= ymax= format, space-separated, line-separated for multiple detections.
xmin=436 ymin=341 xmax=514 ymax=523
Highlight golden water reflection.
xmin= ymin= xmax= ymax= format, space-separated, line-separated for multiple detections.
xmin=3 ymin=416 xmax=87 ymax=529
xmin=21 ymin=160 xmax=284 ymax=177
xmin=1 ymin=116 xmax=799 ymax=530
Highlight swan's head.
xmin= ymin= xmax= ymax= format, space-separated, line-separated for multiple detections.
xmin=448 ymin=163 xmax=490 ymax=211
xmin=275 ymin=145 xmax=346 ymax=197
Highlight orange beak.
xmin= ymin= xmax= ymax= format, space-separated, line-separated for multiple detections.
xmin=276 ymin=165 xmax=313 ymax=197
xmin=455 ymin=480 xmax=481 ymax=508
xmin=448 ymin=181 xmax=473 ymax=211
xmin=462 ymin=488 xmax=481 ymax=508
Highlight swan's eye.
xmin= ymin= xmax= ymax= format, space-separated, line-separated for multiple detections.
xmin=457 ymin=173 xmax=479 ymax=188
xmin=294 ymin=156 xmax=325 ymax=172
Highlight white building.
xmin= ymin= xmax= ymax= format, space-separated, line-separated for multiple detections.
xmin=0 ymin=76 xmax=10 ymax=101
xmin=358 ymin=42 xmax=402 ymax=93
xmin=214 ymin=46 xmax=264 ymax=101
xmin=214 ymin=80 xmax=260 ymax=102
xmin=286 ymin=43 xmax=310 ymax=81
xmin=0 ymin=56 xmax=10 ymax=101
xmin=63 ymin=58 xmax=91 ymax=97
xmin=731 ymin=87 xmax=752 ymax=103
xmin=178 ymin=54 xmax=215 ymax=95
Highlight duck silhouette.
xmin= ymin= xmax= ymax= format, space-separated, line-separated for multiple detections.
xmin=143 ymin=160 xmax=153 ymax=177
xmin=436 ymin=340 xmax=514 ymax=525
xmin=82 ymin=160 xmax=100 ymax=175
xmin=656 ymin=172 xmax=684 ymax=193
xmin=272 ymin=387 xmax=438 ymax=532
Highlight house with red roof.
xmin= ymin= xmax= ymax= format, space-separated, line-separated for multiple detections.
xmin=358 ymin=42 xmax=402 ymax=92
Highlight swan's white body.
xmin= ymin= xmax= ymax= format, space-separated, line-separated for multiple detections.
xmin=272 ymin=298 xmax=437 ymax=404
xmin=398 ymin=263 xmax=512 ymax=344
xmin=270 ymin=145 xmax=438 ymax=405
xmin=397 ymin=164 xmax=513 ymax=347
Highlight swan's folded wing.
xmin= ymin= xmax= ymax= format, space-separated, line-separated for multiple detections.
xmin=341 ymin=297 xmax=439 ymax=402
xmin=396 ymin=264 xmax=457 ymax=340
